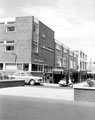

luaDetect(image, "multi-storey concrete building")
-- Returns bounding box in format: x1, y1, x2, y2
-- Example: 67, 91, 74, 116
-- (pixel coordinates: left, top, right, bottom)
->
54, 40, 78, 83
0, 16, 55, 82
75, 50, 87, 82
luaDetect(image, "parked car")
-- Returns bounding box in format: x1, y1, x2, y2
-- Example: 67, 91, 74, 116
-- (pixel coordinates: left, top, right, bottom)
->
8, 71, 43, 85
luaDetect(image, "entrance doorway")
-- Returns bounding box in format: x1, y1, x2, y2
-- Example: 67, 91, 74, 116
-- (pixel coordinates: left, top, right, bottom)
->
53, 74, 62, 83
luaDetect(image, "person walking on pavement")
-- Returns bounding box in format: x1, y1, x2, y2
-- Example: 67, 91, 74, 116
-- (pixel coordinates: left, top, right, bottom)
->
68, 76, 73, 87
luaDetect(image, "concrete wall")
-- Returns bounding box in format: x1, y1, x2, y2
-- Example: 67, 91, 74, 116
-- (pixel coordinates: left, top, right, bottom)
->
74, 87, 95, 102
0, 80, 25, 88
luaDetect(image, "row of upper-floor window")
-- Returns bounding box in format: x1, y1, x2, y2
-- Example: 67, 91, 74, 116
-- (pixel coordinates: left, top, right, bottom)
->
55, 43, 77, 57
1, 23, 77, 56
0, 25, 78, 58
80, 52, 87, 60
80, 62, 87, 70
56, 56, 77, 69
0, 40, 78, 58
1, 23, 46, 39
0, 40, 53, 53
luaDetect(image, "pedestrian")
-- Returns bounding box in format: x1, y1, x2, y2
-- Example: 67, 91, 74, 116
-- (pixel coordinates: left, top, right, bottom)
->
68, 76, 73, 87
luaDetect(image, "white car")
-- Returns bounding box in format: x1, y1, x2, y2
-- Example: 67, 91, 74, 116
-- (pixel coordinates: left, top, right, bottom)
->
9, 71, 43, 85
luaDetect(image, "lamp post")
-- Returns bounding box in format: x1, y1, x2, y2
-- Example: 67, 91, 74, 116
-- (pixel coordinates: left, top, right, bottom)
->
12, 53, 17, 63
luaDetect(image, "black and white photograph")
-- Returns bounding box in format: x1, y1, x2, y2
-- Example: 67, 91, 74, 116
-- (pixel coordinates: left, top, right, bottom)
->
0, 0, 95, 120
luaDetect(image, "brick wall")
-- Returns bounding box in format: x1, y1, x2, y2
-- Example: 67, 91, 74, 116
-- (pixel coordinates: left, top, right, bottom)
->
32, 21, 55, 67
0, 16, 33, 63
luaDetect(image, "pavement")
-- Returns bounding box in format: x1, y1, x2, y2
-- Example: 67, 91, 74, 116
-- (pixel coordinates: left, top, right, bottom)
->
0, 81, 87, 101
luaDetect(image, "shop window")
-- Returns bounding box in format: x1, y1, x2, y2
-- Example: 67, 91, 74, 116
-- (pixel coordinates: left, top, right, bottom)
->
23, 63, 29, 71
6, 46, 14, 51
32, 64, 37, 71
5, 63, 16, 70
44, 66, 52, 72
17, 64, 22, 70
32, 64, 43, 71
0, 63, 3, 70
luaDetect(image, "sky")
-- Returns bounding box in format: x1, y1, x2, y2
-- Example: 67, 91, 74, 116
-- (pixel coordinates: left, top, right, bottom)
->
0, 0, 95, 61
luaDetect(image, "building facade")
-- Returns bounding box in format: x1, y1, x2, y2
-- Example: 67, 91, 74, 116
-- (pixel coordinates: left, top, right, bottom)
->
54, 40, 78, 83
0, 16, 55, 82
75, 50, 87, 82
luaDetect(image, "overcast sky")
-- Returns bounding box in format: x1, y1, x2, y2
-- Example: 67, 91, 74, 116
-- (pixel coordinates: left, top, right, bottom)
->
0, 0, 95, 61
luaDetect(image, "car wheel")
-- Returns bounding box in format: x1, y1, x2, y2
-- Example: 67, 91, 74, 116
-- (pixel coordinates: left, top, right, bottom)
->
30, 80, 35, 85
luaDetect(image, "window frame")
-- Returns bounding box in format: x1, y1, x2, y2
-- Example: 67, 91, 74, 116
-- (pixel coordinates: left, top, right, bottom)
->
6, 26, 15, 32
6, 45, 14, 52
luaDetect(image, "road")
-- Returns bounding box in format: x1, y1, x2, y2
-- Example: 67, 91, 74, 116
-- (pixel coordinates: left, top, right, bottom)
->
0, 95, 95, 120
0, 85, 95, 120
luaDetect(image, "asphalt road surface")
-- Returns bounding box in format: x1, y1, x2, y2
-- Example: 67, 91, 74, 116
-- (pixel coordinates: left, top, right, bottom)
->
0, 95, 95, 120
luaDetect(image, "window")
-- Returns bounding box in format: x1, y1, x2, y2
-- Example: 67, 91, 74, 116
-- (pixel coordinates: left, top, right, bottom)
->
74, 53, 77, 58
7, 21, 15, 24
69, 51, 73, 56
0, 41, 4, 44
73, 61, 76, 69
32, 64, 43, 72
56, 57, 62, 67
23, 63, 29, 71
33, 22, 39, 34
5, 63, 17, 70
70, 60, 73, 69
44, 66, 52, 72
0, 63, 3, 70
56, 43, 62, 51
14, 73, 20, 76
62, 58, 66, 67
17, 64, 22, 70
21, 73, 26, 76
64, 48, 67, 53
41, 31, 45, 38
32, 42, 38, 53
6, 46, 14, 51
6, 41, 14, 43
7, 26, 15, 31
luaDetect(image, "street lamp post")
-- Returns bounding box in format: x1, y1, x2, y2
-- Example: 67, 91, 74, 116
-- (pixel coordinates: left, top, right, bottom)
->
12, 53, 17, 63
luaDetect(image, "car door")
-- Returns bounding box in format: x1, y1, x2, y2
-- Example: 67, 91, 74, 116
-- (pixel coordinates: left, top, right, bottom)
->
12, 72, 21, 80
20, 72, 29, 83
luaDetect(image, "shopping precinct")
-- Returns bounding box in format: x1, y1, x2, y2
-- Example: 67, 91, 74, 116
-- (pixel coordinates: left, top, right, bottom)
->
0, 16, 87, 83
